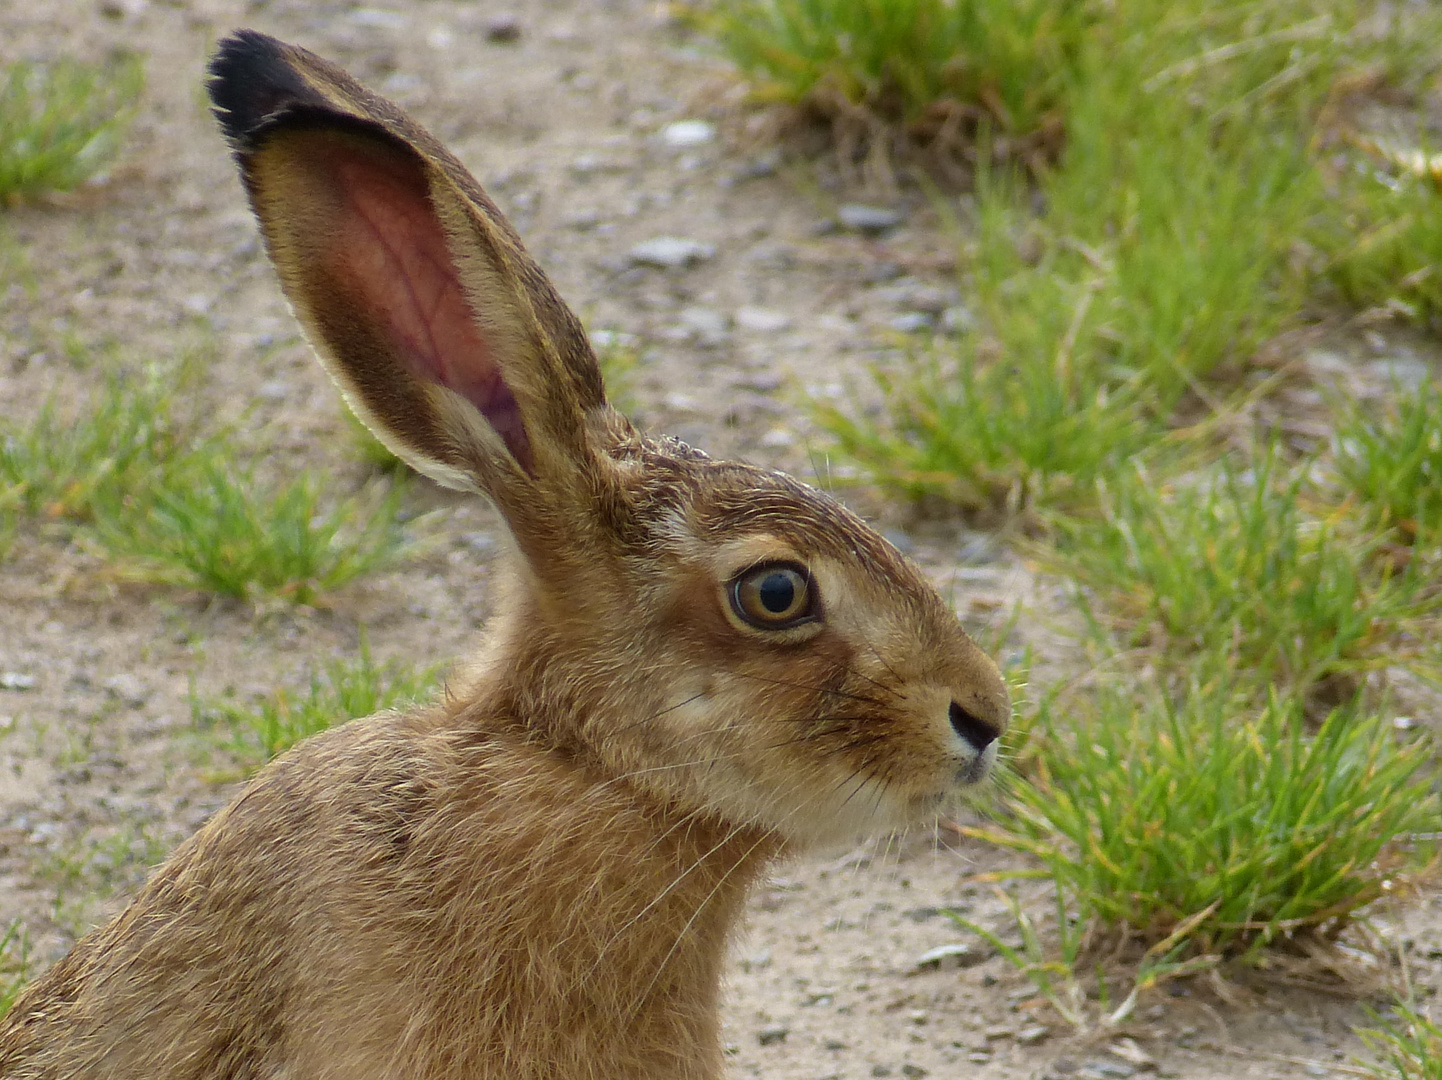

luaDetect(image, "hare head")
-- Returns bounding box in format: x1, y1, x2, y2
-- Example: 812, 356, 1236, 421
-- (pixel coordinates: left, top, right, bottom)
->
209, 30, 1009, 848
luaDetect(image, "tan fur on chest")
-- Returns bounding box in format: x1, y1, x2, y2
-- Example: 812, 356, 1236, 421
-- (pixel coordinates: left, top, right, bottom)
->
3, 711, 776, 1079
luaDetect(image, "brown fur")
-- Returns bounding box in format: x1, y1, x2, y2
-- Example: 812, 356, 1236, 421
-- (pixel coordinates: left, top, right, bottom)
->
0, 31, 1009, 1079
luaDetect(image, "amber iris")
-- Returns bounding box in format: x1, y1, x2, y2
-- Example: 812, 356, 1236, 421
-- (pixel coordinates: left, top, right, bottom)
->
731, 564, 814, 628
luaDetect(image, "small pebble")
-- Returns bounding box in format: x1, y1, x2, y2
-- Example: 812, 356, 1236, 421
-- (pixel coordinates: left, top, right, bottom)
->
661, 120, 715, 148
1107, 1039, 1154, 1068
914, 942, 986, 970
740, 948, 771, 972
484, 13, 522, 42
758, 1024, 789, 1047
1080, 1060, 1134, 1079
736, 372, 783, 393
1018, 1025, 1050, 1045
941, 305, 976, 333
889, 312, 933, 334
733, 152, 780, 180
679, 306, 730, 347
348, 7, 406, 29
735, 306, 792, 333
838, 203, 905, 234
590, 329, 638, 351
862, 261, 904, 283
461, 532, 496, 555
628, 237, 716, 270
102, 674, 149, 708
0, 673, 36, 691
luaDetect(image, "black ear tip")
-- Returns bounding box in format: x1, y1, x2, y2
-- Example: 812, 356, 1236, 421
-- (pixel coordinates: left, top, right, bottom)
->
206, 29, 308, 147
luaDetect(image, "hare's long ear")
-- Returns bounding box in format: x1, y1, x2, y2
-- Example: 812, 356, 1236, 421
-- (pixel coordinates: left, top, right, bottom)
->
207, 31, 618, 553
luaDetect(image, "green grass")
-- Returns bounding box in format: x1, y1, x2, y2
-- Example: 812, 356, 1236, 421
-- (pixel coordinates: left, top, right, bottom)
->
1331, 379, 1442, 544
95, 465, 410, 604
1323, 155, 1442, 328
0, 54, 144, 202
0, 363, 413, 601
703, 0, 1089, 138
0, 921, 29, 1021
1357, 1005, 1442, 1080
38, 824, 171, 941
0, 365, 193, 525
1048, 446, 1438, 697
344, 408, 411, 475
593, 330, 642, 415
966, 680, 1438, 1020
793, 0, 1442, 512
196, 640, 444, 764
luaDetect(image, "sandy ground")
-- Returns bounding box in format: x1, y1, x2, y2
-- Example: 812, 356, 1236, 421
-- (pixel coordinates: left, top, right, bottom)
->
2, 2, 1441, 1077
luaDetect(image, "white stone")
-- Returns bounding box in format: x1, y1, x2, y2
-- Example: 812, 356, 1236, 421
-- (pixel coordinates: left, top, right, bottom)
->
661, 120, 716, 148
628, 237, 716, 269
735, 306, 792, 333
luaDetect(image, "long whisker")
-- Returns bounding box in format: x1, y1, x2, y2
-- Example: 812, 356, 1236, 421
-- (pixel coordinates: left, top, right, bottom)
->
610, 691, 710, 736
841, 663, 899, 699
863, 639, 904, 685
627, 826, 776, 1018
586, 821, 752, 986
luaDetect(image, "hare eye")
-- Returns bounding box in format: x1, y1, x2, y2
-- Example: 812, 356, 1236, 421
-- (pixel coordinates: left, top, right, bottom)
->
731, 564, 815, 629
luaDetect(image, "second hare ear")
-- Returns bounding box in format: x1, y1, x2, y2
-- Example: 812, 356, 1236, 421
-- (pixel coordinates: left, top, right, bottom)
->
207, 31, 609, 515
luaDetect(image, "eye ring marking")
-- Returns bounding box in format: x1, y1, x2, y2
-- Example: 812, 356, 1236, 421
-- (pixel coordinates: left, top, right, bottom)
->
729, 562, 817, 630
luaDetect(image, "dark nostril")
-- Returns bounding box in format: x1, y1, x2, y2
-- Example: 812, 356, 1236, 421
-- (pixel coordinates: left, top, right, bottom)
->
949, 701, 998, 753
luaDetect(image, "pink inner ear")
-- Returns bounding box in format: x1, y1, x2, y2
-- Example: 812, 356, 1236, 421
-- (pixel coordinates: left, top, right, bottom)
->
325, 148, 533, 473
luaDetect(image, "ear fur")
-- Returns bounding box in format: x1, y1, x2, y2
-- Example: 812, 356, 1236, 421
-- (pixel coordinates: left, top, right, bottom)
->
207, 30, 613, 521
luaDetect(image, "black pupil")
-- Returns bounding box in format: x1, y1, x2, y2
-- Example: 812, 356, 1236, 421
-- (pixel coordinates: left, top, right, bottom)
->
758, 572, 796, 614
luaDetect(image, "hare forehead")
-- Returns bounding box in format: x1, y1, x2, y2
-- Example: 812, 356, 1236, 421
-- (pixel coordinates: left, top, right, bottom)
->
634, 463, 911, 573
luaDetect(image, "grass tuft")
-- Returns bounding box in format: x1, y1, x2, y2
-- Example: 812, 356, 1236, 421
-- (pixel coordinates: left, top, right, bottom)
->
704, 0, 1087, 152
1331, 379, 1442, 545
1356, 1004, 1442, 1080
0, 363, 414, 601
967, 680, 1437, 1017
0, 54, 144, 202
1048, 447, 1437, 697
801, 1, 1442, 513
95, 465, 410, 604
0, 921, 29, 1021
0, 366, 192, 524
197, 640, 444, 764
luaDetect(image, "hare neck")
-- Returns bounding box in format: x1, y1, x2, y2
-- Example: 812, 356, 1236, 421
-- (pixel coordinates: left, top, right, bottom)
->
407, 708, 786, 1077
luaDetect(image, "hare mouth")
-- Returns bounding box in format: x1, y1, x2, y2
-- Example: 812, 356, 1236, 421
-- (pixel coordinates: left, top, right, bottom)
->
954, 742, 999, 787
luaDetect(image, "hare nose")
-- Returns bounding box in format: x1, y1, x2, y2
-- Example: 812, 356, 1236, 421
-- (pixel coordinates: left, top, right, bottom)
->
949, 701, 1000, 754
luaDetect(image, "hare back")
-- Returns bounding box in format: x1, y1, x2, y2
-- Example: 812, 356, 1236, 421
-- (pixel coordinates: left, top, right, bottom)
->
0, 708, 776, 1080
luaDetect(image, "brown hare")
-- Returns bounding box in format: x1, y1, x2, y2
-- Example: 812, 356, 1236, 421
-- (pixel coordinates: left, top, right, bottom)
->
0, 30, 1009, 1080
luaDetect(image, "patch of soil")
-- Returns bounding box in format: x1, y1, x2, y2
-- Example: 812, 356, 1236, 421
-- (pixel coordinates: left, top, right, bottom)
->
2, 3, 1440, 1078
